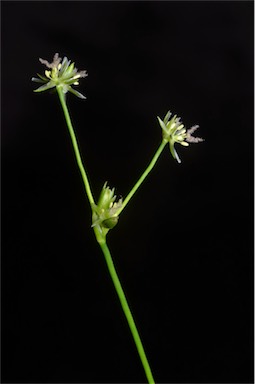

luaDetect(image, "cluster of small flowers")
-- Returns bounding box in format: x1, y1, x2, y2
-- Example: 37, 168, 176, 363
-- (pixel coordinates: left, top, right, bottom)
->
92, 183, 122, 236
157, 111, 203, 163
32, 53, 87, 99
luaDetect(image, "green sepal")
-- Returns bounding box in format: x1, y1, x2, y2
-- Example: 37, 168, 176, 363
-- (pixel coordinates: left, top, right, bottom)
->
31, 77, 45, 83
58, 57, 70, 75
64, 77, 81, 85
169, 142, 181, 163
36, 73, 49, 81
68, 87, 86, 99
65, 62, 75, 76
33, 82, 56, 93
157, 116, 168, 135
97, 182, 115, 209
163, 110, 172, 125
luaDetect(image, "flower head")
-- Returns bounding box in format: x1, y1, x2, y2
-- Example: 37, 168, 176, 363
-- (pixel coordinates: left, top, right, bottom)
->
92, 182, 122, 238
157, 111, 203, 163
32, 53, 87, 99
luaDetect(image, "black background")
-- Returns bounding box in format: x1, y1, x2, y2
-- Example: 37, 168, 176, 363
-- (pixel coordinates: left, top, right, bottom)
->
2, 1, 254, 383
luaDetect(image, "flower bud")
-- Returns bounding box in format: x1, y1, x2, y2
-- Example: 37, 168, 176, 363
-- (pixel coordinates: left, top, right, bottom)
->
92, 183, 122, 238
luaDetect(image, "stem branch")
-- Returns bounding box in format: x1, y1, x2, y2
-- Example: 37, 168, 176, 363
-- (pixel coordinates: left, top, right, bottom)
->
57, 89, 155, 383
57, 87, 95, 206
117, 139, 167, 215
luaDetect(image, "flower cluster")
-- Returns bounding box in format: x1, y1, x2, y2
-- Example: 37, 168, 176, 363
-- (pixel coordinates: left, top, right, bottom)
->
92, 183, 122, 238
32, 53, 87, 99
157, 111, 203, 163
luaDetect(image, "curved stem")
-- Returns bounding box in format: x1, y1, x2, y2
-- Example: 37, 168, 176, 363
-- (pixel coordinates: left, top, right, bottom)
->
57, 87, 95, 206
99, 240, 155, 384
116, 139, 167, 215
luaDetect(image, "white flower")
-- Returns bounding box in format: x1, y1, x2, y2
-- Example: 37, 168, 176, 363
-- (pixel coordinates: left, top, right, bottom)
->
32, 53, 87, 99
157, 111, 203, 163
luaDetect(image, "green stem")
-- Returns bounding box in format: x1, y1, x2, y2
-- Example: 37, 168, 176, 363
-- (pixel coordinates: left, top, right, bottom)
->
57, 88, 155, 382
99, 240, 155, 384
117, 139, 167, 215
57, 86, 95, 206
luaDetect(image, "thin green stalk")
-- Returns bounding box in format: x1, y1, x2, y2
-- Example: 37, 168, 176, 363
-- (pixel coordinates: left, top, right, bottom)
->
57, 86, 95, 206
57, 88, 155, 383
116, 139, 168, 215
99, 240, 155, 384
